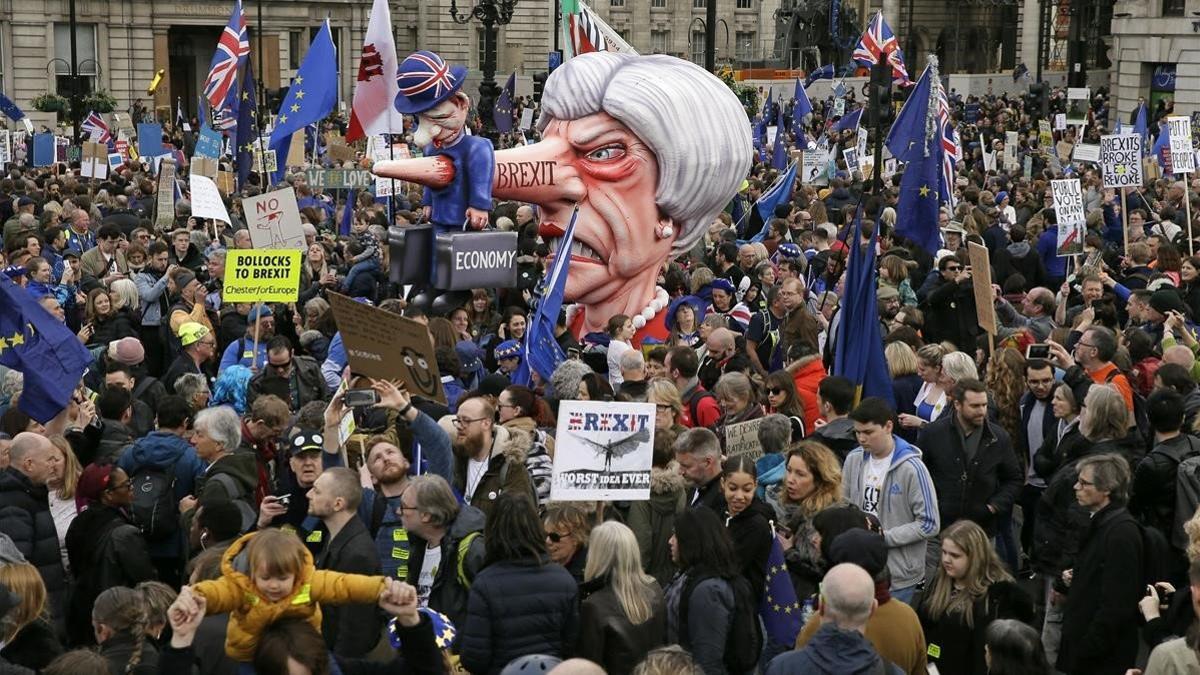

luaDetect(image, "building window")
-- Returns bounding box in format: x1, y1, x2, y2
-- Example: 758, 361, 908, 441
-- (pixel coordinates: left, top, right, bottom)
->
736, 31, 755, 61
693, 0, 706, 8
616, 29, 630, 44
691, 31, 705, 64
53, 23, 98, 95
650, 30, 669, 53
289, 31, 303, 69
474, 28, 486, 69
611, 0, 625, 5
736, 0, 752, 8
651, 0, 666, 7
1163, 0, 1184, 15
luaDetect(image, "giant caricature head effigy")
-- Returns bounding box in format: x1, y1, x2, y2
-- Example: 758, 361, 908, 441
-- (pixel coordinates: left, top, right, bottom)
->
375, 51, 752, 341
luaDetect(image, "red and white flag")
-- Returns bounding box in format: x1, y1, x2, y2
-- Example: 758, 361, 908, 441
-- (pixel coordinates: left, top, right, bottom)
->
347, 0, 404, 142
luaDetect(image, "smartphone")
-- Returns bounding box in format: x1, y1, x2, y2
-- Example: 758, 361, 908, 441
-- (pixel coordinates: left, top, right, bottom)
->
344, 388, 380, 407
1026, 343, 1051, 360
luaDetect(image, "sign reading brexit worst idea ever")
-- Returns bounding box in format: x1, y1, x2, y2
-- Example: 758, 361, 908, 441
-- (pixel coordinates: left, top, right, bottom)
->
551, 401, 654, 501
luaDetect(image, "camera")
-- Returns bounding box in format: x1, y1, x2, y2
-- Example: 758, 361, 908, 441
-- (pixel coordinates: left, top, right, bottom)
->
344, 388, 380, 407
1026, 344, 1051, 360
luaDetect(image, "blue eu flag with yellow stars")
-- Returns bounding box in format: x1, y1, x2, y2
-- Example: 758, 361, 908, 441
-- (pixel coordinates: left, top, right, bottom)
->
760, 536, 803, 646
236, 59, 259, 190
493, 72, 515, 133
268, 20, 338, 184
889, 64, 942, 254
514, 205, 579, 387
0, 272, 93, 423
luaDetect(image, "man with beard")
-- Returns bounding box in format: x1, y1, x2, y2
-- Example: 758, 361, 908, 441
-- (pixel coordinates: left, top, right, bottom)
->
308, 467, 382, 657
354, 379, 454, 581
445, 396, 534, 520
255, 428, 342, 557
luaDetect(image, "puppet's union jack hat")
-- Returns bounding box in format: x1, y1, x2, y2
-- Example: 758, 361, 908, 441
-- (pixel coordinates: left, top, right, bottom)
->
394, 51, 468, 114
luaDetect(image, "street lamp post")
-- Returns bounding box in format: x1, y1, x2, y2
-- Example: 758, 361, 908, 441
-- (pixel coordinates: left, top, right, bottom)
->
449, 0, 518, 135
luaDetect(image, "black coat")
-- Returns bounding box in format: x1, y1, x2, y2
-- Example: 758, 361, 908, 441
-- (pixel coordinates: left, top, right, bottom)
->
1130, 434, 1200, 536
723, 499, 774, 601
576, 577, 667, 675
918, 580, 1033, 675
459, 557, 580, 675
1018, 392, 1059, 474
315, 517, 383, 657
64, 504, 158, 645
0, 468, 66, 622
917, 416, 1023, 535
1057, 503, 1144, 675
921, 277, 979, 351
0, 619, 62, 672
100, 631, 158, 675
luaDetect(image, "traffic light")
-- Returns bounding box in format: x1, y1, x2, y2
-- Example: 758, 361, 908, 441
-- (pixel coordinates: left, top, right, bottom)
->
1028, 83, 1049, 118
533, 72, 549, 103
867, 61, 893, 128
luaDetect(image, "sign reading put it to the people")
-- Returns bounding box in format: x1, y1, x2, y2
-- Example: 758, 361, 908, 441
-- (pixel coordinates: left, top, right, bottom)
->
326, 292, 446, 404
725, 418, 766, 461
1167, 116, 1196, 174
223, 249, 302, 303
551, 401, 654, 502
1100, 134, 1144, 188
244, 187, 306, 250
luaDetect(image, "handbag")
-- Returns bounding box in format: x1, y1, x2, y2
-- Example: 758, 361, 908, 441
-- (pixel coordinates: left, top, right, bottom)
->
387, 224, 433, 284
434, 224, 519, 291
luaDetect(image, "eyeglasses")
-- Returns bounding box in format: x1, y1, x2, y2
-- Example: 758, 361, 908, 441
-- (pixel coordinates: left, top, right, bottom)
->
105, 479, 131, 492
396, 502, 419, 514
944, 266, 962, 272
269, 359, 293, 371
545, 531, 571, 543
497, 403, 518, 410
198, 339, 217, 348
1076, 341, 1096, 349
767, 387, 785, 396
1076, 477, 1096, 487
453, 416, 488, 428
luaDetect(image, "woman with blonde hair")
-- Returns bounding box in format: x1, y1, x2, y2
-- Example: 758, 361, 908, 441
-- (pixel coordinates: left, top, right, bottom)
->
45, 436, 80, 572
766, 441, 845, 602
576, 522, 667, 675
900, 343, 948, 433
647, 378, 686, 436
918, 520, 1033, 675
109, 278, 140, 314
544, 503, 594, 583
0, 561, 62, 671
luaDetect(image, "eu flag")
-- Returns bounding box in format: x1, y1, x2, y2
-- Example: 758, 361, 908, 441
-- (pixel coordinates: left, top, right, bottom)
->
832, 107, 862, 133
0, 92, 25, 122
793, 79, 813, 124
236, 60, 259, 190
514, 206, 579, 386
268, 20, 338, 184
803, 64, 834, 88
0, 272, 93, 423
750, 161, 798, 242
833, 208, 895, 406
888, 65, 942, 254
759, 537, 803, 646
771, 107, 787, 171
493, 72, 515, 133
1133, 101, 1148, 153
340, 189, 356, 236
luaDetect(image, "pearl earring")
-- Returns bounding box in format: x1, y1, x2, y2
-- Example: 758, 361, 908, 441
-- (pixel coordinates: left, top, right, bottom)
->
658, 224, 674, 239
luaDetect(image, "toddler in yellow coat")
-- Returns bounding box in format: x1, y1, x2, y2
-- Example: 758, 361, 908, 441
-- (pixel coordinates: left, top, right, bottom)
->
188, 528, 386, 661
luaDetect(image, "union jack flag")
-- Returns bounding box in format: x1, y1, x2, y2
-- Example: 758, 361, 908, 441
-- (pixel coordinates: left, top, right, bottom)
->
202, 1, 250, 110
853, 12, 909, 85
569, 5, 607, 55
81, 111, 111, 144
397, 52, 457, 99
935, 81, 960, 207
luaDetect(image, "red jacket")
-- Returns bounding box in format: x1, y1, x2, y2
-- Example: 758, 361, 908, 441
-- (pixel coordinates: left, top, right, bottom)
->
789, 355, 826, 432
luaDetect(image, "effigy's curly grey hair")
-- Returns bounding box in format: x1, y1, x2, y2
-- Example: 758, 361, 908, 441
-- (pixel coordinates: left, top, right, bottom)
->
538, 52, 753, 258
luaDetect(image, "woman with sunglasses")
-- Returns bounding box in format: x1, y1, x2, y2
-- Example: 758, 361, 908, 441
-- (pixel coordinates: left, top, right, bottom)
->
63, 462, 156, 645
764, 370, 806, 440
544, 502, 595, 584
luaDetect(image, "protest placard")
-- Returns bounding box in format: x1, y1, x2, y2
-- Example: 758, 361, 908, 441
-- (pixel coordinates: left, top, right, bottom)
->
155, 158, 176, 230
244, 187, 306, 250
327, 292, 446, 403
216, 171, 235, 196
190, 156, 218, 179
725, 418, 766, 461
1005, 131, 1019, 171
551, 401, 654, 501
223, 250, 302, 303
967, 242, 996, 335
1054, 114, 1067, 131
843, 147, 860, 174
286, 132, 305, 167
1072, 144, 1100, 164
108, 153, 124, 170
190, 174, 231, 225
303, 169, 375, 190
802, 150, 827, 185
1039, 120, 1053, 149
196, 126, 223, 159
252, 146, 277, 174
81, 142, 108, 179
137, 123, 163, 157
1168, 116, 1196, 174
1023, 155, 1033, 180
1051, 179, 1086, 256
520, 108, 534, 131
32, 133, 54, 167
1100, 134, 1143, 188
0, 130, 9, 165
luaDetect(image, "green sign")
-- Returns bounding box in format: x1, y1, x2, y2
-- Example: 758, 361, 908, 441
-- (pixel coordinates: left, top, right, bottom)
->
303, 169, 374, 190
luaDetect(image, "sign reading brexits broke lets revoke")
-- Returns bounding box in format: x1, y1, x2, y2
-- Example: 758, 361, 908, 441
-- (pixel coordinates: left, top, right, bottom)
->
245, 187, 306, 250
1167, 116, 1196, 174
326, 292, 446, 404
1100, 134, 1144, 188
223, 250, 302, 303
1051, 178, 1086, 256
551, 400, 654, 501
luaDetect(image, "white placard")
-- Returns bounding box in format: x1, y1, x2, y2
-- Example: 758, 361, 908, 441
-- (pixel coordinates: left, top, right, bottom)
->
802, 149, 828, 185
1054, 114, 1067, 131
369, 136, 399, 197
1051, 178, 1085, 256
843, 147, 860, 173
1167, 116, 1196, 174
80, 157, 108, 179
1005, 131, 1019, 171
550, 401, 654, 501
1067, 87, 1090, 101
0, 130, 9, 165
1100, 134, 1144, 188
1073, 144, 1100, 163
519, 108, 534, 131
190, 174, 232, 225
244, 187, 306, 250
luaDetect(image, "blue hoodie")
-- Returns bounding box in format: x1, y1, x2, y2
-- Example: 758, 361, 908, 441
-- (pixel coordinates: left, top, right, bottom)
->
766, 623, 902, 674
116, 431, 205, 558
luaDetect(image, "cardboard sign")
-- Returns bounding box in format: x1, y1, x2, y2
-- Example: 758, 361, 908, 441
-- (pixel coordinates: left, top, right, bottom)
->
551, 400, 654, 501
1100, 134, 1144, 188
137, 123, 163, 157
286, 132, 305, 167
327, 136, 356, 162
223, 249, 302, 302
155, 158, 176, 229
725, 418, 766, 461
253, 146, 278, 173
81, 157, 107, 179
190, 174, 232, 225
217, 171, 235, 195
303, 169, 375, 190
196, 126, 223, 159
1167, 116, 1196, 174
326, 292, 446, 404
1051, 178, 1086, 256
191, 156, 218, 179
244, 187, 306, 250
967, 242, 996, 335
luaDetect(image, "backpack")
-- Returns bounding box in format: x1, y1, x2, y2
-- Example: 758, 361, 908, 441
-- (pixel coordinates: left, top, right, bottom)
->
209, 473, 258, 534
685, 390, 718, 429
679, 574, 763, 674
1140, 521, 1173, 588
1174, 453, 1200, 550
129, 459, 180, 542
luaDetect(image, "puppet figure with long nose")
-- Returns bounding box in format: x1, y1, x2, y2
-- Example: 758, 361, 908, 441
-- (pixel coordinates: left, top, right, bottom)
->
377, 52, 751, 345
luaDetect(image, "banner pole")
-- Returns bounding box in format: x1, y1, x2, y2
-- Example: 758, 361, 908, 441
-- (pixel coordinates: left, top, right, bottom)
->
1185, 173, 1195, 257
252, 300, 263, 371
1120, 187, 1129, 255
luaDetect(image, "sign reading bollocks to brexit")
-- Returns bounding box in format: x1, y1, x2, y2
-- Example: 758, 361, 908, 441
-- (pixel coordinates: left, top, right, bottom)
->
223, 250, 302, 303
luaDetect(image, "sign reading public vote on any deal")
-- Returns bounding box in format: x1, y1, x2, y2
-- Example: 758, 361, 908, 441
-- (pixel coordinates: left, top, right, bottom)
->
223, 250, 302, 303
1100, 134, 1144, 188
1051, 178, 1086, 256
551, 401, 654, 501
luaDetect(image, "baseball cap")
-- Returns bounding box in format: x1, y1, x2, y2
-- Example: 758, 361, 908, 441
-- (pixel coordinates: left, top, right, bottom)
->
248, 304, 273, 322
288, 431, 324, 456
178, 322, 210, 347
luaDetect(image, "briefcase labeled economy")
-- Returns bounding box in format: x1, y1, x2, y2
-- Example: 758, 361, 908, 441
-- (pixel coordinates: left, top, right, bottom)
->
387, 224, 433, 284
434, 228, 519, 291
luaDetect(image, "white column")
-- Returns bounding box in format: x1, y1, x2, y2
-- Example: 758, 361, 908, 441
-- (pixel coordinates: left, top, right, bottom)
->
881, 0, 900, 30
1020, 0, 1040, 74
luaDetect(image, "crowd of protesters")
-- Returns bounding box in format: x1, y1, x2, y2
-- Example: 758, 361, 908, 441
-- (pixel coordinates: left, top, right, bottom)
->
0, 78, 1197, 675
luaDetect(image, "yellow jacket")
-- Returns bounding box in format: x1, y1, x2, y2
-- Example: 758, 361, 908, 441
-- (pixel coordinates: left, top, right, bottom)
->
191, 531, 385, 660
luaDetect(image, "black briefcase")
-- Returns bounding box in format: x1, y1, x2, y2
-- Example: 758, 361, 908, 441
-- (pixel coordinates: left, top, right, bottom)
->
434, 228, 519, 290
387, 224, 433, 284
